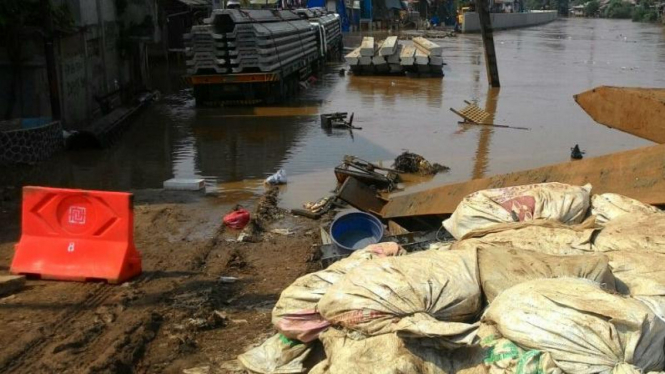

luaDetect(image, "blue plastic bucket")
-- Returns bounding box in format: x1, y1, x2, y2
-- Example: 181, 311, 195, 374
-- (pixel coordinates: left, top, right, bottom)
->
330, 212, 384, 251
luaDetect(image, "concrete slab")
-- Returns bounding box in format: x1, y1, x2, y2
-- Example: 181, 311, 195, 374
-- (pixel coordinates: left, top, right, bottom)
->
372, 49, 387, 66
379, 36, 398, 56
389, 64, 403, 73
429, 56, 445, 66
414, 48, 429, 65
387, 44, 402, 64
359, 56, 372, 65
163, 179, 206, 191
413, 37, 442, 56
400, 45, 416, 66
344, 47, 362, 65
360, 37, 375, 57
0, 275, 25, 297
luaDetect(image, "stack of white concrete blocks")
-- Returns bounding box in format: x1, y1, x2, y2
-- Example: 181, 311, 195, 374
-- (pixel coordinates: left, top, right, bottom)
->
345, 36, 444, 76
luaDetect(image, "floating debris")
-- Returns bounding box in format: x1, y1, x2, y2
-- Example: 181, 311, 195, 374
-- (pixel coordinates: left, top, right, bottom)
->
392, 152, 449, 175
571, 144, 585, 160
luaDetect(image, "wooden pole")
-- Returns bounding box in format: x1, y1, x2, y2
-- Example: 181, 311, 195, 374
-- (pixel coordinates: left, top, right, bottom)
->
475, 0, 501, 87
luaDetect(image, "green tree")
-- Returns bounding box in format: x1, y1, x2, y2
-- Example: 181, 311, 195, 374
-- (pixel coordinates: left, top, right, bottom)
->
585, 0, 600, 15
603, 0, 633, 18
631, 0, 659, 22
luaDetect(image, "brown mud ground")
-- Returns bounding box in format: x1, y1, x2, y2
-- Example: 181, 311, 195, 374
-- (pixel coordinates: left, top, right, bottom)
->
0, 187, 322, 373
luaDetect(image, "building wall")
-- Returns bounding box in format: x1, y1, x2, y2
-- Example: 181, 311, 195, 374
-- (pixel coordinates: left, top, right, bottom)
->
461, 10, 558, 32
0, 0, 147, 129
0, 34, 52, 120
58, 33, 88, 126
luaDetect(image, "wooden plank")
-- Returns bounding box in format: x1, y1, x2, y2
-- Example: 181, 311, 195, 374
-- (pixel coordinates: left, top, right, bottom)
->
379, 36, 398, 56
320, 227, 332, 245
388, 220, 410, 235
380, 144, 665, 219
338, 177, 386, 214
344, 47, 362, 65
0, 275, 25, 297
413, 37, 442, 56
574, 86, 665, 144
360, 37, 375, 57
400, 45, 416, 66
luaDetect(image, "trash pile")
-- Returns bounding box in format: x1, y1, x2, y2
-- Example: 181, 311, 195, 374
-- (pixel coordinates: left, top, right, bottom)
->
293, 153, 448, 219
238, 182, 665, 374
393, 151, 449, 175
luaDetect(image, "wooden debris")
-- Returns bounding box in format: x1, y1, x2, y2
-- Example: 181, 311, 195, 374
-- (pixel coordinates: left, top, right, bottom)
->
574, 86, 665, 144
452, 102, 493, 124
380, 144, 665, 218
0, 275, 25, 297
338, 177, 388, 214
451, 101, 530, 130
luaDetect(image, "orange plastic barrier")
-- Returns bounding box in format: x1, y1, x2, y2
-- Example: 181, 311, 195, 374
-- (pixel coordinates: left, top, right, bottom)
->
10, 186, 142, 283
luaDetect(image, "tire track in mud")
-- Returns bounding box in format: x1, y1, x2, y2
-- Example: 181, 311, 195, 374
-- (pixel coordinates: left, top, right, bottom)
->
0, 282, 117, 373
2, 204, 227, 373
1, 242, 173, 373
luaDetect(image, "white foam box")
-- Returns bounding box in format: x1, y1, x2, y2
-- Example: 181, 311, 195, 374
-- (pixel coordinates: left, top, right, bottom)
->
163, 178, 205, 191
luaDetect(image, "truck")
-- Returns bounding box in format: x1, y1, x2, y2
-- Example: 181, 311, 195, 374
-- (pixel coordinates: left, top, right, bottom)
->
185, 8, 343, 105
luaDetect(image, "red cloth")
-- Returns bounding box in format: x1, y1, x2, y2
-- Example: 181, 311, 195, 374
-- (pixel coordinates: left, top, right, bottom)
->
223, 209, 250, 229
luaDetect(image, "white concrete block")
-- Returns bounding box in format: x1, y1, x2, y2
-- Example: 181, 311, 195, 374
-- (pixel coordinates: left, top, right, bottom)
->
163, 178, 206, 191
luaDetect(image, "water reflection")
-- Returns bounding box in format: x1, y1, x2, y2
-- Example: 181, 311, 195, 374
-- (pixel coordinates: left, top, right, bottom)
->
472, 88, 500, 180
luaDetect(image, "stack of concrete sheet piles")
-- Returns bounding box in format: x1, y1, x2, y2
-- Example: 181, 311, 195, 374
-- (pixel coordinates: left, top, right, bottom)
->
313, 14, 342, 50
184, 25, 228, 75
186, 9, 319, 75
297, 10, 341, 54
413, 37, 444, 75
344, 37, 444, 76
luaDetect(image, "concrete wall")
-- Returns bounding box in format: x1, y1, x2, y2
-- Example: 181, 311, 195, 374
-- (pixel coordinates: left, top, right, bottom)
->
461, 10, 558, 32
0, 121, 63, 165
0, 38, 52, 120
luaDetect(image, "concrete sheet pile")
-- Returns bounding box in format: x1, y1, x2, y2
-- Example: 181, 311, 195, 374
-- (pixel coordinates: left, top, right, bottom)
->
310, 14, 342, 54
184, 25, 228, 75
237, 181, 665, 373
345, 36, 445, 76
185, 9, 319, 75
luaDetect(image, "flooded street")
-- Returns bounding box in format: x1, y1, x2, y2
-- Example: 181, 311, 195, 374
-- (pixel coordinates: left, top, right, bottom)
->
3, 18, 665, 208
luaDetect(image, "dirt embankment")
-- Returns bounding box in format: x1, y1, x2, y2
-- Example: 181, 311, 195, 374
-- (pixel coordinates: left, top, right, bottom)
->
0, 188, 320, 373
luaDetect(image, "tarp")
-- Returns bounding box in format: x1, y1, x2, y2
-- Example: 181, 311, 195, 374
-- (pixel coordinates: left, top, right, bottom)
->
307, 0, 326, 7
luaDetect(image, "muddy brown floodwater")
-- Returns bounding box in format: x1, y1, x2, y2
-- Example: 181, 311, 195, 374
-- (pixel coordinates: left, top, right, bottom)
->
0, 17, 664, 374
1, 18, 664, 208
